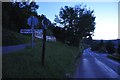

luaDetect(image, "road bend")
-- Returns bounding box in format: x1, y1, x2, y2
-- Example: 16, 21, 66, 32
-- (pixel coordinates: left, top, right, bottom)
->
2, 43, 32, 54
73, 48, 120, 79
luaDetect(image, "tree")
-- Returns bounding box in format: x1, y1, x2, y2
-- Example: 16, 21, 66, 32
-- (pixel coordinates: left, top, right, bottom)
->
106, 41, 115, 54
117, 43, 120, 54
83, 35, 93, 45
54, 4, 96, 46
2, 1, 39, 31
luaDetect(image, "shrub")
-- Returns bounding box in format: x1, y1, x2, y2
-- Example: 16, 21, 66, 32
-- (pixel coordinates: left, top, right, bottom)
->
91, 40, 106, 53
91, 41, 100, 51
98, 40, 106, 53
2, 28, 31, 46
117, 43, 120, 54
106, 41, 115, 54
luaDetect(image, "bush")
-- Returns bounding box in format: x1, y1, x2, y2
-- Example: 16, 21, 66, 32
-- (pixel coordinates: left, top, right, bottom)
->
98, 40, 106, 53
91, 40, 106, 53
117, 43, 120, 54
106, 41, 115, 54
91, 41, 100, 51
2, 28, 31, 46
3, 41, 79, 78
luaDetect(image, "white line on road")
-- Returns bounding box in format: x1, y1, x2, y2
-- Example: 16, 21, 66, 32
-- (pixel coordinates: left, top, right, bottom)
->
94, 57, 119, 78
88, 49, 119, 78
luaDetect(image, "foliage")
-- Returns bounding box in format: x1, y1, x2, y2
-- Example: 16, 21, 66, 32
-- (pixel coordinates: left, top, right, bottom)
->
90, 40, 106, 53
106, 41, 115, 54
108, 54, 120, 62
54, 4, 96, 46
83, 35, 93, 45
52, 26, 65, 42
2, 2, 53, 45
90, 41, 100, 51
2, 28, 33, 46
117, 43, 120, 54
2, 41, 79, 78
2, 1, 39, 32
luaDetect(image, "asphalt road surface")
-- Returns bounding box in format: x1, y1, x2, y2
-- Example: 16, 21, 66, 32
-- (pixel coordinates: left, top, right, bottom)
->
2, 43, 40, 55
74, 48, 120, 79
2, 44, 31, 54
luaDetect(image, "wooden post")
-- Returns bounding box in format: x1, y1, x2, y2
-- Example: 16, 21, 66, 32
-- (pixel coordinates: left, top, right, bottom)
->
41, 18, 50, 66
42, 29, 46, 66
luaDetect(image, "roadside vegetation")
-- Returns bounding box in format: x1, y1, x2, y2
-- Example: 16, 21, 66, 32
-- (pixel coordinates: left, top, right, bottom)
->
90, 40, 120, 62
107, 42, 120, 62
2, 26, 88, 78
2, 40, 83, 78
2, 28, 41, 46
2, 28, 88, 78
2, 28, 30, 46
91, 40, 106, 53
2, 1, 95, 78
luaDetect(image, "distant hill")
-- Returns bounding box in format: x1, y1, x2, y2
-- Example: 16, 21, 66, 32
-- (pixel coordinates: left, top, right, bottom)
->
93, 39, 120, 48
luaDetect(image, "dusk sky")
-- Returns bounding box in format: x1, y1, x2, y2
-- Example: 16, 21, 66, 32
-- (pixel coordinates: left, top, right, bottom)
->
36, 1, 118, 40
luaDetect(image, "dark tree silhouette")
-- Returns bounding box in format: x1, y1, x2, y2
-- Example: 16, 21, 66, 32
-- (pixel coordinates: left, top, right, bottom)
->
106, 41, 115, 54
2, 1, 39, 31
54, 4, 96, 46
117, 43, 120, 54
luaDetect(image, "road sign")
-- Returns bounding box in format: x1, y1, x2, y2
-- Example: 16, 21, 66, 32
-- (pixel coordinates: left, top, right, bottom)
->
20, 29, 32, 34
27, 16, 38, 27
34, 29, 43, 34
20, 29, 42, 34
34, 29, 43, 39
42, 18, 50, 29
27, 16, 38, 48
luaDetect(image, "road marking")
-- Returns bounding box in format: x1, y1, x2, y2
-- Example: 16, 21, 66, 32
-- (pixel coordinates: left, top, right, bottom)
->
89, 49, 120, 66
94, 57, 119, 78
88, 50, 119, 78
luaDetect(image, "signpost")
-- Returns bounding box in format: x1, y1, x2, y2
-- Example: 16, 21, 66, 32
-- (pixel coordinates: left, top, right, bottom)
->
20, 29, 42, 34
27, 16, 38, 48
41, 18, 50, 66
20, 29, 32, 34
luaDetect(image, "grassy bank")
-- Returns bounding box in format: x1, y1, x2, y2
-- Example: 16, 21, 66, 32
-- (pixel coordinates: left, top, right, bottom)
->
107, 54, 120, 62
2, 28, 39, 46
3, 40, 80, 78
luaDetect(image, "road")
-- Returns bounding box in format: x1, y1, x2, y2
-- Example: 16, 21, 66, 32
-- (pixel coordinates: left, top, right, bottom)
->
73, 48, 120, 79
2, 44, 30, 54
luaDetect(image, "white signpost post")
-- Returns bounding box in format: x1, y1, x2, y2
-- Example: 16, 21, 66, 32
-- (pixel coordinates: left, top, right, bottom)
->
27, 16, 38, 48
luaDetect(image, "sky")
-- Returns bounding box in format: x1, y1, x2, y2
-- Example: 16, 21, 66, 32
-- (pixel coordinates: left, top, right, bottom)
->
36, 1, 118, 40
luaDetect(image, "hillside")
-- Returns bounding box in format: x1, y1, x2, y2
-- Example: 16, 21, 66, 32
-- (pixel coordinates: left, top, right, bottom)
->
2, 40, 80, 78
2, 28, 35, 46
93, 39, 119, 47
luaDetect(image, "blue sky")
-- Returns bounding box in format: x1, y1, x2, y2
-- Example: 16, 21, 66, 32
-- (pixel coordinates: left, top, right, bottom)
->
36, 2, 118, 40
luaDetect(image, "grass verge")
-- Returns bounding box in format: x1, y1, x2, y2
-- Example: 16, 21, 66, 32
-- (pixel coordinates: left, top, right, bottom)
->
107, 54, 120, 63
2, 41, 79, 78
2, 28, 39, 46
